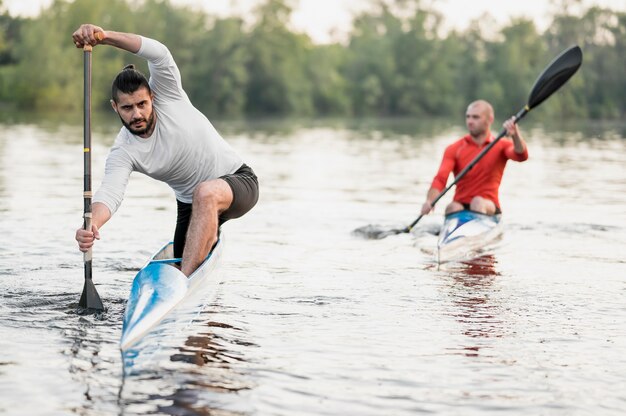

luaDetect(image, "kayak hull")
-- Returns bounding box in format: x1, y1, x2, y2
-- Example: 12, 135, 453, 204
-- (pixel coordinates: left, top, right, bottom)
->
437, 210, 502, 264
120, 234, 224, 351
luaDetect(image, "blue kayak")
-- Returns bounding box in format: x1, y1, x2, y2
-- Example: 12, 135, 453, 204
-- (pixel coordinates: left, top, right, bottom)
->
120, 234, 224, 351
437, 210, 502, 263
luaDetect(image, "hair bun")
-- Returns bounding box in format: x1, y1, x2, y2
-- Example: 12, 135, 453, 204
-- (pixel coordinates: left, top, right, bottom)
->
123, 64, 135, 71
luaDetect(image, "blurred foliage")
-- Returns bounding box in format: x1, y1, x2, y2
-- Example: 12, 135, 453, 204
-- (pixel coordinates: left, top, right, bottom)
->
0, 0, 623, 119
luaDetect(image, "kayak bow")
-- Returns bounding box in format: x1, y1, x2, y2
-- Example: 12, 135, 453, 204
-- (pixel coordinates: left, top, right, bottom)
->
437, 210, 502, 264
120, 234, 224, 351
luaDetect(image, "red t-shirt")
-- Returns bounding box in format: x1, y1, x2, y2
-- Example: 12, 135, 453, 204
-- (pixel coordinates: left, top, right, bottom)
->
431, 134, 528, 209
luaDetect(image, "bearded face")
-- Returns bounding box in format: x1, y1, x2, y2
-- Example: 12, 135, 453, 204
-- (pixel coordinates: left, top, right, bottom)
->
112, 87, 156, 137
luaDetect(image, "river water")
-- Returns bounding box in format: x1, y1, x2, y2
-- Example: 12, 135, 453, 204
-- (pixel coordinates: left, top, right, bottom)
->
0, 115, 624, 415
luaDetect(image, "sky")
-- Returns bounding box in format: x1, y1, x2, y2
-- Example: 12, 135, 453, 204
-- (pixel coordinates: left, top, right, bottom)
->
4, 0, 626, 43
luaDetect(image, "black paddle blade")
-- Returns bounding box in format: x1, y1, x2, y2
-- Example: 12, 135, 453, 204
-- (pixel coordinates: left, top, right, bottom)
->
352, 224, 409, 240
78, 277, 104, 313
528, 45, 583, 110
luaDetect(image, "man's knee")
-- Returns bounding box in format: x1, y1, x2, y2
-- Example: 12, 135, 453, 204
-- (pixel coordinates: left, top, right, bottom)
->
192, 180, 232, 210
470, 197, 495, 214
193, 182, 219, 205
445, 201, 464, 214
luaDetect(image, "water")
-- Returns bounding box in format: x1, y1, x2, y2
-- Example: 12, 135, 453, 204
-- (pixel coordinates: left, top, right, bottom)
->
0, 115, 625, 415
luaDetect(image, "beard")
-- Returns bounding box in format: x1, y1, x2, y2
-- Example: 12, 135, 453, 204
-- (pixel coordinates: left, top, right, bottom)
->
468, 125, 487, 138
119, 110, 155, 136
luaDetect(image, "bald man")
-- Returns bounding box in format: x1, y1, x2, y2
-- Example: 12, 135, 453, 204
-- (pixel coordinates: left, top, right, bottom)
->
421, 100, 528, 216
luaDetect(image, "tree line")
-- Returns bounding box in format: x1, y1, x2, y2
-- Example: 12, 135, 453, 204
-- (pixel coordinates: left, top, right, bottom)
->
0, 0, 624, 120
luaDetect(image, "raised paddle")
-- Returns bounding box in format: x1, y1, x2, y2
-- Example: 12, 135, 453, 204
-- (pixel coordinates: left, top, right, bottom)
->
353, 45, 583, 240
78, 39, 104, 313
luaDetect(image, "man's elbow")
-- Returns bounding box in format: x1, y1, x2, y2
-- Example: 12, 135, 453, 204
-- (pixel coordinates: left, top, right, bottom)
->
515, 148, 529, 161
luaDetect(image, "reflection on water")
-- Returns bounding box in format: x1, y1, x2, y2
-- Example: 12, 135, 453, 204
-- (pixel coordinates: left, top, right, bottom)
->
1, 117, 625, 416
442, 256, 505, 358
456, 255, 500, 278
118, 316, 252, 416
170, 321, 249, 368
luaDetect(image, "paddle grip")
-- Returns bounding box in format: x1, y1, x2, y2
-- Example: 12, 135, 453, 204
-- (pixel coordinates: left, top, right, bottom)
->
81, 31, 104, 51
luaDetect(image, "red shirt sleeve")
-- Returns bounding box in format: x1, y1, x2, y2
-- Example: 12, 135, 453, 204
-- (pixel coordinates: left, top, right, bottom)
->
502, 138, 529, 161
431, 143, 457, 191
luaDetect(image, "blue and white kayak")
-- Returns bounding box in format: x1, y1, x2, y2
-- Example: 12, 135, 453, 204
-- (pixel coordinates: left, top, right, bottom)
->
437, 210, 502, 263
120, 234, 224, 351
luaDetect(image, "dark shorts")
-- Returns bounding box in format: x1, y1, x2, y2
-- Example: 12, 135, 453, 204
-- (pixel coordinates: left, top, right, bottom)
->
461, 203, 502, 215
173, 163, 259, 258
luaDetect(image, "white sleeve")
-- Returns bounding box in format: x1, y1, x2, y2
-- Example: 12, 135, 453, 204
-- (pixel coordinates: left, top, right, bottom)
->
135, 36, 187, 103
93, 147, 133, 215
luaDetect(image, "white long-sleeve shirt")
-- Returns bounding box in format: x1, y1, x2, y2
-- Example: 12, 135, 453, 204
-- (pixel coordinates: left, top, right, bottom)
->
93, 36, 243, 215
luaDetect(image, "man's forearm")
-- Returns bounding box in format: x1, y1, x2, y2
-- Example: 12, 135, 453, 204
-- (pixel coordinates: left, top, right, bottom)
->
511, 133, 527, 154
100, 30, 142, 54
91, 202, 112, 229
426, 187, 440, 203
72, 24, 141, 53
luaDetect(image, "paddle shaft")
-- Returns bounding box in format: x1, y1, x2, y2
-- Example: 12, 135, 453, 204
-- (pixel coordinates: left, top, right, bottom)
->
82, 31, 105, 262
406, 106, 529, 232
77, 37, 105, 311
83, 44, 93, 276
81, 29, 105, 238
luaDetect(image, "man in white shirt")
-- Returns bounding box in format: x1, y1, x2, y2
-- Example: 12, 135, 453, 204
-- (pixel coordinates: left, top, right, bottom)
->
73, 24, 259, 276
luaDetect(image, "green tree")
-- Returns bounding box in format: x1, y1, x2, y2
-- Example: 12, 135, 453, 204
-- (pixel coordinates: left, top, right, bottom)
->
448, 22, 488, 115
8, 0, 135, 110
345, 1, 460, 116
0, 0, 623, 120
187, 17, 249, 117
134, 0, 205, 83
608, 11, 626, 118
481, 18, 546, 114
245, 0, 313, 115
308, 44, 350, 115
394, 7, 459, 115
0, 2, 25, 106
568, 7, 625, 119
344, 3, 399, 115
0, 0, 7, 61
